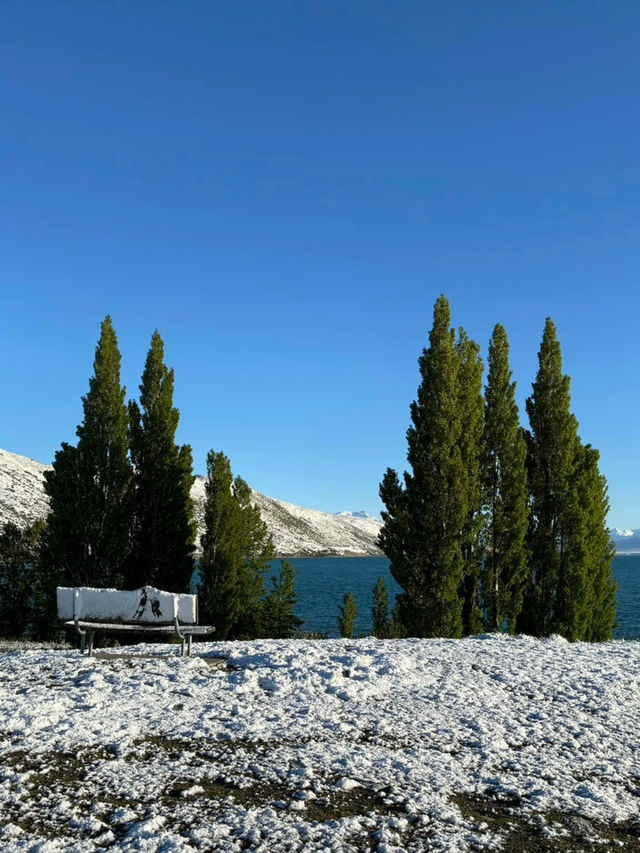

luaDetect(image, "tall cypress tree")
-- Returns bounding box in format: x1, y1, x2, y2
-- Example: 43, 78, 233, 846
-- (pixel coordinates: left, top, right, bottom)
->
456, 329, 484, 635
519, 318, 615, 640
519, 319, 578, 636
481, 324, 529, 632
199, 450, 275, 639
232, 475, 275, 638
554, 440, 617, 640
126, 331, 196, 591
379, 295, 467, 637
44, 316, 132, 587
577, 445, 617, 641
199, 451, 238, 638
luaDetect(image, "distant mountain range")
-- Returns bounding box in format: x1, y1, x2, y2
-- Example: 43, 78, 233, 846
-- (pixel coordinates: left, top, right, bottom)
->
0, 448, 382, 557
609, 528, 640, 554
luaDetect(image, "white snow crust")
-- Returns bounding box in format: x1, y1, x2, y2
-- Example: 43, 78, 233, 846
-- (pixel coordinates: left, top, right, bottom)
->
56, 587, 197, 624
0, 634, 639, 851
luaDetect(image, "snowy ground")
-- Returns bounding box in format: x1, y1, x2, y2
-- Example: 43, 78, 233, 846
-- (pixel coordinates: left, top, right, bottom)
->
1, 635, 639, 852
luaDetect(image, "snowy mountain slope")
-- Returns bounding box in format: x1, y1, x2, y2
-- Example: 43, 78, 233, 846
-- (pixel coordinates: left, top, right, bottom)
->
0, 448, 50, 528
0, 448, 381, 557
192, 477, 381, 556
333, 510, 383, 539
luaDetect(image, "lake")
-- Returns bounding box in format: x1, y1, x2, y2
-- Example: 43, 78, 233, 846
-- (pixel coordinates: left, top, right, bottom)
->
276, 555, 640, 639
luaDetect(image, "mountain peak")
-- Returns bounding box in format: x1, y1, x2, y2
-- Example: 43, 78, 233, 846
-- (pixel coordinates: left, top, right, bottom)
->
334, 510, 379, 520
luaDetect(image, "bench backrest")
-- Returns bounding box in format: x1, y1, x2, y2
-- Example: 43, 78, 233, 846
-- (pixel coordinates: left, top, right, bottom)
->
56, 586, 198, 625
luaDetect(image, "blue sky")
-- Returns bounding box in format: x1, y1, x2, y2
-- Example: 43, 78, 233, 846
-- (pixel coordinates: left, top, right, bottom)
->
1, 1, 638, 525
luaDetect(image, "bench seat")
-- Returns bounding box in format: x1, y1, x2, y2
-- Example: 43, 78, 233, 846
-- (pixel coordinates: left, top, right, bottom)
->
57, 585, 214, 657
65, 621, 214, 635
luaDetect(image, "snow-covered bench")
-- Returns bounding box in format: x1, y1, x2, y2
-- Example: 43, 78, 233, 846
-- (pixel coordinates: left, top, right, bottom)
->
56, 586, 214, 657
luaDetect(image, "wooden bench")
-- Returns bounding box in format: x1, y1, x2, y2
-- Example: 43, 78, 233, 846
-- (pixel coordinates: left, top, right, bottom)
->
56, 585, 214, 657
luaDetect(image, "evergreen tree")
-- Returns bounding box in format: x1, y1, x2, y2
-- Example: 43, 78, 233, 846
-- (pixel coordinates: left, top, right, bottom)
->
371, 576, 390, 638
199, 450, 275, 639
41, 442, 84, 585
232, 476, 276, 638
379, 295, 468, 637
44, 316, 132, 587
263, 559, 303, 638
30, 521, 61, 640
519, 318, 616, 640
555, 441, 617, 640
127, 331, 196, 591
577, 445, 617, 641
456, 329, 485, 635
0, 521, 43, 637
519, 319, 578, 635
481, 324, 529, 632
199, 451, 237, 638
338, 591, 357, 638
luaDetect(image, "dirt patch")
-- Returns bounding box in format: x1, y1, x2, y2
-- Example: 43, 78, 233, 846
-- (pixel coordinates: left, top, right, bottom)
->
4, 734, 640, 851
0, 734, 407, 849
453, 790, 640, 852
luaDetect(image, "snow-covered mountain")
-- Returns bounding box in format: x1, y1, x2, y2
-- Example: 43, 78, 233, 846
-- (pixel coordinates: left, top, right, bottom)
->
0, 448, 381, 557
609, 528, 640, 554
0, 448, 51, 529
611, 528, 636, 538
333, 510, 384, 539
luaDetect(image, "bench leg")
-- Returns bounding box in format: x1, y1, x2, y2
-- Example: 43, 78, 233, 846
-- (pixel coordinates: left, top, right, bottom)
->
187, 635, 192, 657
87, 632, 95, 657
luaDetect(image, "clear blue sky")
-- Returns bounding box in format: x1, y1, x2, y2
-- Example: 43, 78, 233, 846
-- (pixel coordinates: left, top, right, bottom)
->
1, 1, 638, 525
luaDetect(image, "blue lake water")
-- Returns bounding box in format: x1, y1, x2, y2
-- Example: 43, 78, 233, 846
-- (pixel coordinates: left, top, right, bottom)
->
275, 555, 640, 639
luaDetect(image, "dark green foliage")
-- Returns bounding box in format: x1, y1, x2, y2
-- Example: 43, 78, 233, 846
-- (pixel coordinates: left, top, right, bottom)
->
338, 591, 357, 638
519, 319, 578, 636
44, 316, 132, 588
456, 329, 485, 635
379, 296, 471, 637
198, 451, 236, 638
481, 324, 529, 633
42, 442, 84, 585
554, 441, 617, 640
233, 477, 276, 638
0, 521, 42, 637
199, 450, 275, 639
29, 523, 61, 640
371, 576, 390, 638
519, 318, 579, 636
263, 559, 303, 638
519, 319, 616, 640
126, 331, 196, 592
0, 519, 56, 640
577, 446, 617, 641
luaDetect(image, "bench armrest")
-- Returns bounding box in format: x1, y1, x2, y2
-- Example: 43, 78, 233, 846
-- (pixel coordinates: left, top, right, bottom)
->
172, 594, 185, 640
73, 588, 87, 637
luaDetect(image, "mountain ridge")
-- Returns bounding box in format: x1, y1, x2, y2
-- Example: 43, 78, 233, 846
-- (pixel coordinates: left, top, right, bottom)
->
0, 448, 382, 557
